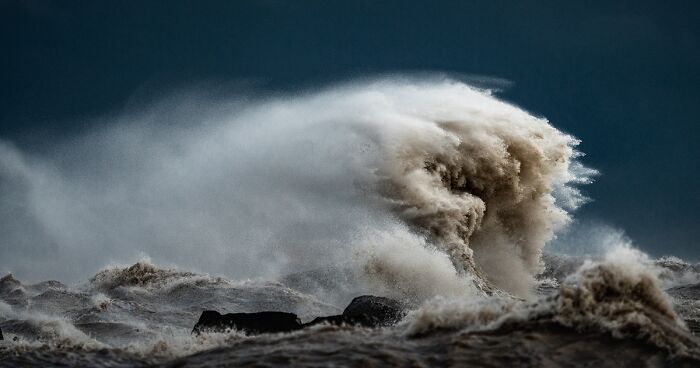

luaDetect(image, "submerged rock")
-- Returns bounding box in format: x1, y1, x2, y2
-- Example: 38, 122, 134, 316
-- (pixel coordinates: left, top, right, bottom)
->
0, 326, 3, 340
193, 295, 406, 335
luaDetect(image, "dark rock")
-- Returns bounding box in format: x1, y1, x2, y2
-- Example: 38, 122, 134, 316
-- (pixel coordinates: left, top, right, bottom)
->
0, 326, 3, 340
342, 295, 406, 327
303, 315, 345, 327
192, 311, 303, 335
192, 295, 406, 335
304, 295, 406, 328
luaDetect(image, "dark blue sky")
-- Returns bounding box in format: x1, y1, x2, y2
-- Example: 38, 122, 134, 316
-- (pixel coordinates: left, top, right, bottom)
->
1, 0, 698, 258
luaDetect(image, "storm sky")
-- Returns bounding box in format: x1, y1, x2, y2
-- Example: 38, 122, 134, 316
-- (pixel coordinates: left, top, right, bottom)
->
1, 0, 698, 259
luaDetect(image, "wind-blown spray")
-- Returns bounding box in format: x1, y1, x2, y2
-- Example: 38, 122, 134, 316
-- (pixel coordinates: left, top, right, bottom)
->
0, 78, 592, 298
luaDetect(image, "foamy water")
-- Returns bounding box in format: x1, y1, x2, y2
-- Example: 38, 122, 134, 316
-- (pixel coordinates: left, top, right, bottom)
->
1, 251, 700, 367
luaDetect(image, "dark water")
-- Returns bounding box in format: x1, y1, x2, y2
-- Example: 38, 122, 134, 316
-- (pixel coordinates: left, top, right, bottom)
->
2, 253, 700, 367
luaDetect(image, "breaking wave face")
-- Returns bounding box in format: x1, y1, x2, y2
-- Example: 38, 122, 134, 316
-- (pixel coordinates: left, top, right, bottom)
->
0, 77, 594, 299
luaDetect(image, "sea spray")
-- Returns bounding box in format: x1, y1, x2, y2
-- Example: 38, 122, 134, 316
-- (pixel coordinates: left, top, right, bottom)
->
2, 78, 699, 367
0, 78, 593, 298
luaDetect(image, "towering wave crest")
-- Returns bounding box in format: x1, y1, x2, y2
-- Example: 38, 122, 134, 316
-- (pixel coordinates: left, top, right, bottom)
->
370, 89, 590, 295
0, 77, 593, 299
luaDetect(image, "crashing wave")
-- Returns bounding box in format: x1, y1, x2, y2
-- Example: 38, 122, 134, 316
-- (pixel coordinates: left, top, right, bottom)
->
88, 261, 213, 291
5, 78, 697, 365
405, 247, 700, 358
0, 78, 596, 299
90, 262, 193, 290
